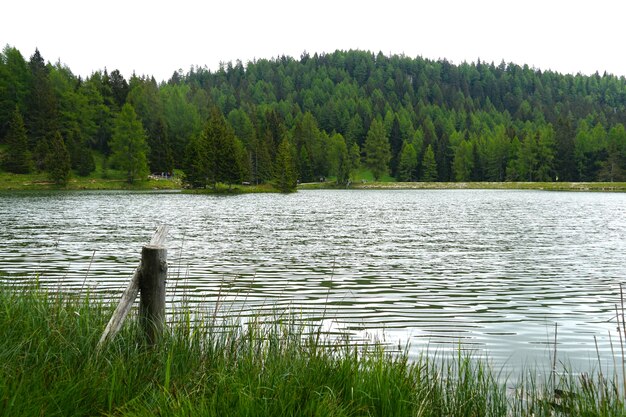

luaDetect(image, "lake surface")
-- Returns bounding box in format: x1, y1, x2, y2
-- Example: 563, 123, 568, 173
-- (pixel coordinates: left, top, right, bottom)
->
1, 189, 625, 376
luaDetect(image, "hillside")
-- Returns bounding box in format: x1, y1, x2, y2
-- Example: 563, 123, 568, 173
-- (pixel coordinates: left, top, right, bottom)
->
1, 47, 625, 186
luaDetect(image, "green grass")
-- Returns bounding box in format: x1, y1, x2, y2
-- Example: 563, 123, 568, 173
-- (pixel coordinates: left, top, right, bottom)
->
0, 153, 182, 191
1, 282, 624, 416
183, 182, 283, 194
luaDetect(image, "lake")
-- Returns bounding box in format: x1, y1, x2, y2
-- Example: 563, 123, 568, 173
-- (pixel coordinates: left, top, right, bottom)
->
1, 189, 625, 376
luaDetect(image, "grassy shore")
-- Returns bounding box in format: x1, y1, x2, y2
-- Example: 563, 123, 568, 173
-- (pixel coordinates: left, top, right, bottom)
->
299, 180, 626, 192
1, 282, 624, 416
2, 167, 626, 193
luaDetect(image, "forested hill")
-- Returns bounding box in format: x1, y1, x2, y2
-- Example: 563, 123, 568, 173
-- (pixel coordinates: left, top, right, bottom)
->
1, 46, 626, 188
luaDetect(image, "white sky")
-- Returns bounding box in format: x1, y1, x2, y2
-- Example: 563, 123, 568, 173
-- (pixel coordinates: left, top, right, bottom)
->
2, 0, 625, 82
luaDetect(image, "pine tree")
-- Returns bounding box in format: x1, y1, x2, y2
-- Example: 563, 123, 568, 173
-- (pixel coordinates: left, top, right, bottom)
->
452, 140, 474, 181
421, 144, 438, 181
397, 141, 418, 181
183, 134, 207, 188
364, 118, 391, 181
273, 137, 297, 192
110, 103, 149, 183
46, 131, 71, 185
202, 107, 241, 189
2, 106, 33, 173
25, 49, 58, 170
148, 118, 174, 174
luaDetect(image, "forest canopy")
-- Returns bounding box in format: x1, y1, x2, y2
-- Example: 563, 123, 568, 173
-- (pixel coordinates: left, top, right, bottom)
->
1, 45, 626, 186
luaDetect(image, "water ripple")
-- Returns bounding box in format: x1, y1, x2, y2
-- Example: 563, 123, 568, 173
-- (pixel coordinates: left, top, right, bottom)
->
0, 189, 625, 374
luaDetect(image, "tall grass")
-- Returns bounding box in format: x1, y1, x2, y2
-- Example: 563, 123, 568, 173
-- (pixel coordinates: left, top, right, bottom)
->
1, 282, 624, 416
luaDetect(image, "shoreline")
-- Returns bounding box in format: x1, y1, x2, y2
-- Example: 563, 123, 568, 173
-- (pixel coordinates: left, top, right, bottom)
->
299, 181, 626, 192
2, 173, 626, 193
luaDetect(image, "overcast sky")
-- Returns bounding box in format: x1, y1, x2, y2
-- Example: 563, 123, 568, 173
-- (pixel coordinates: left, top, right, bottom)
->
2, 0, 625, 82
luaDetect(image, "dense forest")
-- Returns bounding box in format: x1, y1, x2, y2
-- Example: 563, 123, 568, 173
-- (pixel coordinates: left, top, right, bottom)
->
2, 46, 626, 190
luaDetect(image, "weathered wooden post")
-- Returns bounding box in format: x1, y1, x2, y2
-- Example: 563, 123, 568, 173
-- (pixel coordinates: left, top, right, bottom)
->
97, 225, 168, 349
139, 244, 167, 345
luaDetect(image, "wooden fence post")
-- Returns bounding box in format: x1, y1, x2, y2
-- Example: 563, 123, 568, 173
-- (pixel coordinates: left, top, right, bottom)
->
139, 244, 167, 345
97, 225, 168, 349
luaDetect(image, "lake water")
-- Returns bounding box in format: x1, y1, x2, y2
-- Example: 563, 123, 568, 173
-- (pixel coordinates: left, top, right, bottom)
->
1, 189, 625, 376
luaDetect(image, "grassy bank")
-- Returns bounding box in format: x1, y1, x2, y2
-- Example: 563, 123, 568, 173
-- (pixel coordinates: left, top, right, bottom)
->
1, 283, 624, 416
299, 180, 626, 192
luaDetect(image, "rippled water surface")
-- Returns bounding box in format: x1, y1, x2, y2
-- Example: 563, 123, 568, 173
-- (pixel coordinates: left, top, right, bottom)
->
1, 189, 625, 373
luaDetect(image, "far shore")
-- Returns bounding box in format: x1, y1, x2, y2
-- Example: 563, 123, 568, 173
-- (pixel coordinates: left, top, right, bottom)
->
299, 181, 626, 192
1, 171, 626, 193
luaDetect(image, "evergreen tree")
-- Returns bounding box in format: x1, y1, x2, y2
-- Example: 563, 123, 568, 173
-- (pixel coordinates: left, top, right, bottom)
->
74, 142, 95, 176
110, 103, 150, 183
46, 131, 71, 185
364, 118, 391, 180
2, 106, 33, 173
26, 49, 58, 169
421, 144, 438, 181
349, 142, 361, 176
389, 116, 403, 177
273, 137, 297, 192
554, 115, 577, 181
599, 124, 626, 181
452, 140, 474, 181
397, 141, 418, 181
202, 107, 241, 188
109, 69, 129, 109
328, 133, 351, 185
183, 134, 207, 188
65, 126, 94, 176
0, 46, 29, 139
253, 131, 273, 184
148, 118, 174, 174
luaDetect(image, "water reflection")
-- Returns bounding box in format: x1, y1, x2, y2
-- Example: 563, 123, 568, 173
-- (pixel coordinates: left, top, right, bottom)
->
0, 189, 625, 374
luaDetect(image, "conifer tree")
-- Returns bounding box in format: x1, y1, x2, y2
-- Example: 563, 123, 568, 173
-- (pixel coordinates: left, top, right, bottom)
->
2, 106, 33, 173
421, 144, 438, 181
273, 137, 297, 192
364, 118, 391, 181
183, 134, 207, 188
26, 49, 58, 170
110, 103, 149, 183
46, 131, 71, 185
202, 107, 241, 189
397, 141, 418, 181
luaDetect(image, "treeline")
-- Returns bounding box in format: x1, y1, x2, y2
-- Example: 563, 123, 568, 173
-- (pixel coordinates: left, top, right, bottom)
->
2, 46, 626, 188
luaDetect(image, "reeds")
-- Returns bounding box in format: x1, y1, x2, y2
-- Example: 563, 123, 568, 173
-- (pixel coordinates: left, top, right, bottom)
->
1, 282, 625, 416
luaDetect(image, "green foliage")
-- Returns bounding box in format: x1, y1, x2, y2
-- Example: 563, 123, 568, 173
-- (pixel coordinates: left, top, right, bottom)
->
4, 45, 626, 185
364, 118, 391, 180
2, 106, 33, 173
2, 283, 625, 417
273, 137, 297, 192
453, 140, 475, 181
110, 103, 150, 183
599, 123, 626, 181
397, 141, 418, 181
0, 46, 29, 140
421, 144, 438, 181
293, 112, 327, 181
327, 132, 352, 185
46, 131, 71, 185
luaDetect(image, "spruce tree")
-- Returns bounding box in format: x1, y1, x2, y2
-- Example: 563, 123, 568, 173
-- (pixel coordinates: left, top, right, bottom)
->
273, 137, 297, 192
421, 144, 438, 181
110, 103, 149, 183
202, 107, 241, 189
46, 131, 71, 185
363, 118, 391, 181
2, 106, 33, 173
397, 141, 418, 181
26, 49, 58, 170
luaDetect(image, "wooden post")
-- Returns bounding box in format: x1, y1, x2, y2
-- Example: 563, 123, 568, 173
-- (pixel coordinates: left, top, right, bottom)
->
97, 225, 168, 349
139, 244, 167, 345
